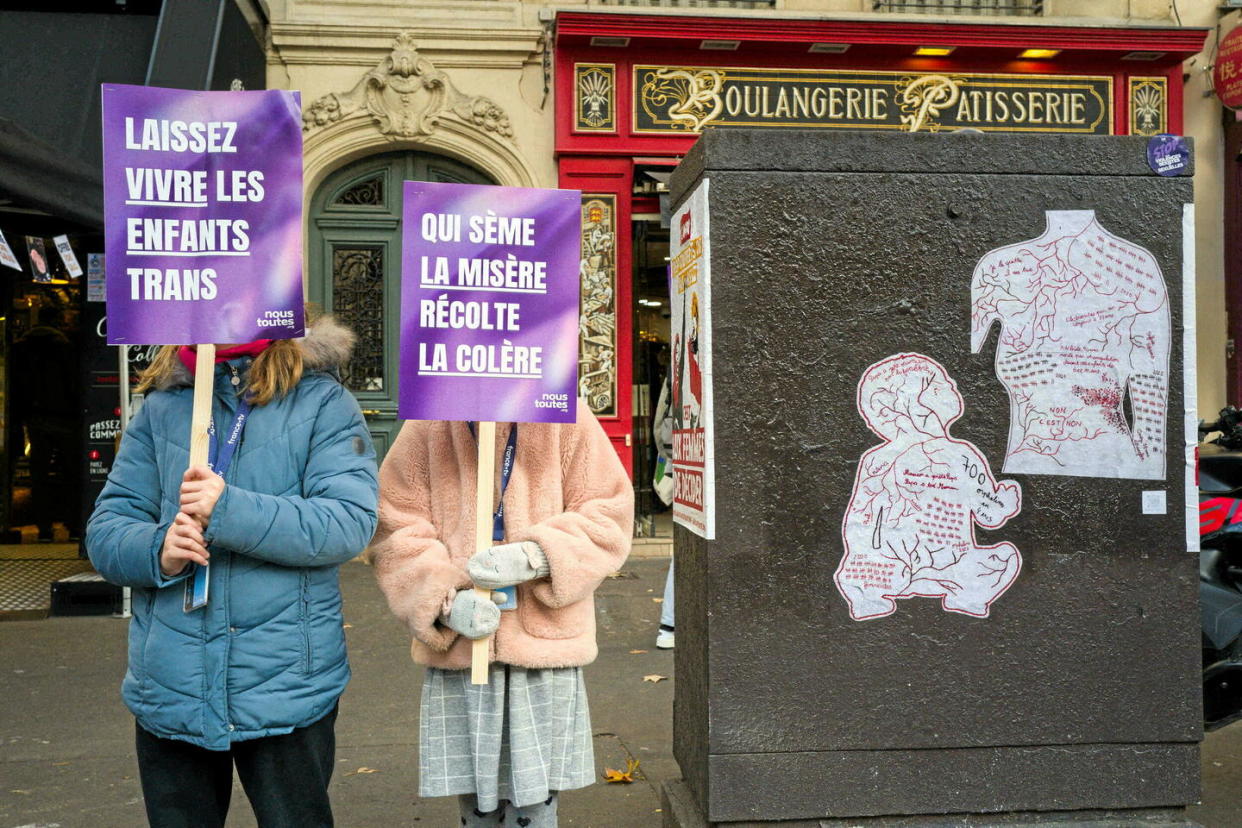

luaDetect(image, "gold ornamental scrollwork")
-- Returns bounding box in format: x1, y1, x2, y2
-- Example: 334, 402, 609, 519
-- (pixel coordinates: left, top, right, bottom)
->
302, 32, 514, 141
639, 67, 726, 132
1129, 78, 1167, 137
895, 74, 964, 133
579, 195, 617, 417
576, 64, 615, 132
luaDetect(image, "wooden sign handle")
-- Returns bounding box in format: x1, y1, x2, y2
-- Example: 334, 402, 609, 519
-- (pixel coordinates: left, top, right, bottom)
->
471, 420, 497, 685
188, 344, 216, 468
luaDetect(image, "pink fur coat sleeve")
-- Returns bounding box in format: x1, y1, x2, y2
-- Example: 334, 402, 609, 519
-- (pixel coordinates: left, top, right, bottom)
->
513, 399, 634, 609
368, 424, 470, 653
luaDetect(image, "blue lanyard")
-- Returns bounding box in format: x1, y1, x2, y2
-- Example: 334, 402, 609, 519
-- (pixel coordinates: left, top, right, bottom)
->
468, 423, 517, 542
185, 397, 252, 612
208, 398, 253, 479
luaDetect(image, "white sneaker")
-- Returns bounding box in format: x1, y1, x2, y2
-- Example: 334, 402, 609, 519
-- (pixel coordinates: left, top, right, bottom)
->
656, 627, 675, 649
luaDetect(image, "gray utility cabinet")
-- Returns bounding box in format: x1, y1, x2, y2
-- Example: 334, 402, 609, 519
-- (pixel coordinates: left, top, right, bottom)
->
664, 129, 1199, 827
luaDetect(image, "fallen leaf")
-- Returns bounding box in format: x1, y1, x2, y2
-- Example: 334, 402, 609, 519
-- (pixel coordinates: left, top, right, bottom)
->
342, 623, 353, 629
652, 598, 663, 603
10, 789, 31, 795
643, 674, 667, 683
602, 758, 641, 783
346, 767, 380, 776
629, 649, 648, 654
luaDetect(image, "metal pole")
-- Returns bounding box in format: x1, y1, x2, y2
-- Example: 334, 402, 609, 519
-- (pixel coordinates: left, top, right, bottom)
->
118, 345, 132, 426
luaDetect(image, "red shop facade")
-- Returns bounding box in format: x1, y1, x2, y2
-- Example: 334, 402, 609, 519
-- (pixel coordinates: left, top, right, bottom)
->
554, 11, 1205, 519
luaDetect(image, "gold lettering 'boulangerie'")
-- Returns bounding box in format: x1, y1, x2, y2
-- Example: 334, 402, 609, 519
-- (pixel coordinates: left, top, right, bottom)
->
632, 65, 1112, 135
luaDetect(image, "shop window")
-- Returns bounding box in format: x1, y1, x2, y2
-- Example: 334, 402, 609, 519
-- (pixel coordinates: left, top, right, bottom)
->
874, 0, 1042, 14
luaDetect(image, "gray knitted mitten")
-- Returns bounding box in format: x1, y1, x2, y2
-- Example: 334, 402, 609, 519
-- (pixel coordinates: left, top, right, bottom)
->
467, 541, 550, 590
443, 589, 503, 640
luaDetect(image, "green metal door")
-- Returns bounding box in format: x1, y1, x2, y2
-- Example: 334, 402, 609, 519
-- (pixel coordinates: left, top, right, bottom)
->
308, 152, 493, 460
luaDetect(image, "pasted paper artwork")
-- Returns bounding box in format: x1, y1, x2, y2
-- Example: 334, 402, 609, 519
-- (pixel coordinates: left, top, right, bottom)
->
837, 354, 1022, 621
971, 210, 1169, 480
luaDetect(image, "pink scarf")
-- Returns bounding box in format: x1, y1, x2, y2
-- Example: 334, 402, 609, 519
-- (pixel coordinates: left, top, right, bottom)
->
177, 340, 273, 375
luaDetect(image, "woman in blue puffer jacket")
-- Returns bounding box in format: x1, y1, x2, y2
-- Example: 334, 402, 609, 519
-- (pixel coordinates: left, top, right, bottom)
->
86, 316, 378, 828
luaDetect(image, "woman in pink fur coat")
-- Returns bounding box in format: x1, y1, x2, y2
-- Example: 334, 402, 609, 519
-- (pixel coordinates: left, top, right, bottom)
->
370, 398, 633, 827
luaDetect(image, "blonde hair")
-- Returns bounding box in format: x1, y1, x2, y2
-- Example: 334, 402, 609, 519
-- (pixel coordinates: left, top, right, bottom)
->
135, 339, 304, 406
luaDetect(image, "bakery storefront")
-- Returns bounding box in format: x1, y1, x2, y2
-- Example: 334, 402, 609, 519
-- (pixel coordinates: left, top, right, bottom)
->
555, 12, 1204, 530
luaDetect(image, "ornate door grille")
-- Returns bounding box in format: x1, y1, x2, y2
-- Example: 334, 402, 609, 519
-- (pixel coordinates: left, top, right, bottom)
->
331, 245, 385, 392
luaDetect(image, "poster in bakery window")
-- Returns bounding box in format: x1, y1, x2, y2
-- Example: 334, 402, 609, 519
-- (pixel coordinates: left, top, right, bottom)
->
970, 210, 1169, 480
669, 179, 716, 539
101, 84, 305, 345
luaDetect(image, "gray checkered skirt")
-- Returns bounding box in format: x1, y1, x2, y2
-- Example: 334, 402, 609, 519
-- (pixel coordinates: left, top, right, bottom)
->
419, 663, 595, 810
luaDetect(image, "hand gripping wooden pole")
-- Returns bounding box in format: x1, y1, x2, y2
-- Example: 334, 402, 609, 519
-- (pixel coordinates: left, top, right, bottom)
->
471, 420, 497, 685
188, 344, 216, 467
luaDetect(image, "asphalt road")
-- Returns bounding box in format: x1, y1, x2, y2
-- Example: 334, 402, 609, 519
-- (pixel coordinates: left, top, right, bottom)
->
0, 557, 677, 828
2, 555, 1240, 827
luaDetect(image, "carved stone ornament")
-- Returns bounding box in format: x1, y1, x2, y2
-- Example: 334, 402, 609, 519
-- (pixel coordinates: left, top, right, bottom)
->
302, 33, 514, 140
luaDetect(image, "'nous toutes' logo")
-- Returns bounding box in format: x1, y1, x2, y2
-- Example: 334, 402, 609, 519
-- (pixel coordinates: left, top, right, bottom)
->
257, 309, 296, 329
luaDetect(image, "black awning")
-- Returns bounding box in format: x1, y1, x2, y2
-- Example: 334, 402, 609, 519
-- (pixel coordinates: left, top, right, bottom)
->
0, 116, 103, 230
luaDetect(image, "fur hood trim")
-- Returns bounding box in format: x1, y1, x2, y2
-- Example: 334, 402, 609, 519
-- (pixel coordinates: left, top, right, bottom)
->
155, 315, 356, 390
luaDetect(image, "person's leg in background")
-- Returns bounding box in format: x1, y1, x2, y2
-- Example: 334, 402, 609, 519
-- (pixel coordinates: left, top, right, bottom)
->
134, 722, 233, 828
26, 425, 54, 541
51, 423, 81, 538
231, 705, 338, 827
657, 557, 675, 649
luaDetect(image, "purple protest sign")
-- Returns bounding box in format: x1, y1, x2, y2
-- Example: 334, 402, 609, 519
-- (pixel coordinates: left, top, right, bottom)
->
400, 181, 581, 423
102, 84, 304, 345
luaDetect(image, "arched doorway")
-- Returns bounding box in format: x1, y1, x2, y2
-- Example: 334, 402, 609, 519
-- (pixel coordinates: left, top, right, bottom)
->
308, 151, 493, 458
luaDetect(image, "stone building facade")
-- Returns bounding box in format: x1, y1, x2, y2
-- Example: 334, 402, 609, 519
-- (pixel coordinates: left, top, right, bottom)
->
258, 0, 1230, 476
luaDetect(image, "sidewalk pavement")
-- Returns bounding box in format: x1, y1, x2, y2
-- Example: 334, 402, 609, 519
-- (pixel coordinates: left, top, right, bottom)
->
3, 552, 1242, 828
0, 556, 677, 828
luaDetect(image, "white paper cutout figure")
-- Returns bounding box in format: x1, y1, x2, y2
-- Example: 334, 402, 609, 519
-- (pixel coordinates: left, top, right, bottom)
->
837, 353, 1022, 621
971, 210, 1169, 479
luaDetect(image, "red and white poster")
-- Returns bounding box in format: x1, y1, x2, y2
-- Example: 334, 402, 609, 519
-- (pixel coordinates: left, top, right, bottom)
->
669, 180, 715, 539
1215, 25, 1242, 111
837, 354, 1022, 620
971, 210, 1169, 480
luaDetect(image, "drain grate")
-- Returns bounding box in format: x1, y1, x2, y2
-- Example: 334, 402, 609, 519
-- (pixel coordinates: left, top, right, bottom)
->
0, 559, 95, 615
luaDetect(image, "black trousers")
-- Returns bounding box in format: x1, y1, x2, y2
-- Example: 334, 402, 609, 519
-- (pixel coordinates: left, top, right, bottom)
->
134, 706, 337, 828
